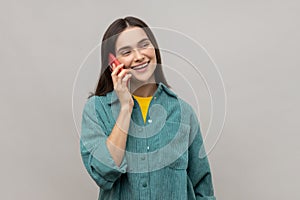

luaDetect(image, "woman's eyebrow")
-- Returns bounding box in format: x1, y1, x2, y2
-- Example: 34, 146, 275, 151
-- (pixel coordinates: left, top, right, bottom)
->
138, 38, 150, 44
117, 46, 131, 54
117, 38, 150, 53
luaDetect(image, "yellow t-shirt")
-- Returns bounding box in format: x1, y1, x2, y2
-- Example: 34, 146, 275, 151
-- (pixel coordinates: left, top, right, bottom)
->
133, 95, 153, 123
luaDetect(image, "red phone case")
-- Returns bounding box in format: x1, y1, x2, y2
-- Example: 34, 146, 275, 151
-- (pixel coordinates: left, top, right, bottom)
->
108, 53, 130, 87
108, 53, 123, 74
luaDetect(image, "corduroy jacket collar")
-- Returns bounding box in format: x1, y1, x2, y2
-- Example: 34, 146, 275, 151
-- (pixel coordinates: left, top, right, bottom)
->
106, 82, 177, 105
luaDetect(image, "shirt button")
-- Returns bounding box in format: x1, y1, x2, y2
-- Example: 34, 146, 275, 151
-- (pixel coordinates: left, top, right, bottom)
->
153, 96, 157, 100
147, 146, 150, 150
148, 119, 152, 123
142, 182, 147, 187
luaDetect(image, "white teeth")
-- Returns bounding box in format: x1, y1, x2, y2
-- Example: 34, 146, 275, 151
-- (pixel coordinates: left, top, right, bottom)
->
133, 62, 148, 70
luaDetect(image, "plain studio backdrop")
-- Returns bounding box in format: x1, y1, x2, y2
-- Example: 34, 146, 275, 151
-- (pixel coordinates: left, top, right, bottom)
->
1, 0, 299, 199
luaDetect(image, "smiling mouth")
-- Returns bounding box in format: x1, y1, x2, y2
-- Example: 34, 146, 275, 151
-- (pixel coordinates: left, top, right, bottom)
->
131, 61, 150, 70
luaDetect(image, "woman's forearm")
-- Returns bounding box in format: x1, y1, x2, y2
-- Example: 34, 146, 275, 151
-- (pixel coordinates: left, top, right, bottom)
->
106, 106, 132, 167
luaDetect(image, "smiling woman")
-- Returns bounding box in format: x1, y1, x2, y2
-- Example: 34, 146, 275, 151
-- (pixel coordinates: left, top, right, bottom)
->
90, 16, 170, 98
80, 16, 216, 200
114, 27, 157, 92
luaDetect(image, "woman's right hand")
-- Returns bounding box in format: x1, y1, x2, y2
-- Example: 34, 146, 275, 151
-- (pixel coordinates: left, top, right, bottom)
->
111, 63, 134, 112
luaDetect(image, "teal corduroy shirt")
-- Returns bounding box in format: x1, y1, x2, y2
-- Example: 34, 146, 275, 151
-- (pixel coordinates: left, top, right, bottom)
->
80, 82, 216, 200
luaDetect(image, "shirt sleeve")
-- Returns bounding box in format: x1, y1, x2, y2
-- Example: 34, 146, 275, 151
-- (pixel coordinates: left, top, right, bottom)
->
80, 96, 127, 190
187, 108, 216, 200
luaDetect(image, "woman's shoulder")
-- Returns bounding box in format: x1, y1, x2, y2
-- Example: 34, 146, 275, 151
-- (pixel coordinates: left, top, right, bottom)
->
85, 92, 112, 104
83, 94, 111, 112
176, 96, 195, 113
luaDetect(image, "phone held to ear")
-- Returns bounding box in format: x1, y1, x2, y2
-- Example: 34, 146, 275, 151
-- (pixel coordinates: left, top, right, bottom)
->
108, 53, 130, 88
108, 53, 124, 74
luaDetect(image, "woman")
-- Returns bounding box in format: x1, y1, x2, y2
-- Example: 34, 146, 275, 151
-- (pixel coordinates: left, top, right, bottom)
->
80, 16, 216, 200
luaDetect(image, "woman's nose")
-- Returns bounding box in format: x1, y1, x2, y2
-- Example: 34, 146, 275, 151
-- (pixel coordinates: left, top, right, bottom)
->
133, 48, 145, 61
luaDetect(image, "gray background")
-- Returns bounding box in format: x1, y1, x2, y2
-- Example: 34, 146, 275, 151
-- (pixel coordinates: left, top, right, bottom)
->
1, 0, 299, 199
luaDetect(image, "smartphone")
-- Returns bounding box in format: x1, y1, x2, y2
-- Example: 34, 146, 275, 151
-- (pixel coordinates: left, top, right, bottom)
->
108, 53, 123, 74
108, 53, 130, 88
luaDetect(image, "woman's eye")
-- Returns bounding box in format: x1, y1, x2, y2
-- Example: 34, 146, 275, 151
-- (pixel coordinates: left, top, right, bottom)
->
141, 42, 150, 48
121, 51, 131, 56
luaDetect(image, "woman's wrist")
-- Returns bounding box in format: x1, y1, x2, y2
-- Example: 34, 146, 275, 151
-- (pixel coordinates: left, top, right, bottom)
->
114, 104, 132, 134
120, 104, 133, 113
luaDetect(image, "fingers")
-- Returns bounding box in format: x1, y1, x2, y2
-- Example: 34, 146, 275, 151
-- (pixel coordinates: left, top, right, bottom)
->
111, 63, 132, 89
111, 63, 124, 76
117, 68, 130, 78
122, 74, 132, 83
111, 63, 124, 85
123, 74, 132, 88
116, 70, 131, 86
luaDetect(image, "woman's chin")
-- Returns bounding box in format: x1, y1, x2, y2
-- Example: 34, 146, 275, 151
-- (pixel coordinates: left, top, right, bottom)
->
131, 75, 156, 84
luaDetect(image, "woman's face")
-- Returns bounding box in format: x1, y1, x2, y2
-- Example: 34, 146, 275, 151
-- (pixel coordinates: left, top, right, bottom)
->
115, 26, 157, 84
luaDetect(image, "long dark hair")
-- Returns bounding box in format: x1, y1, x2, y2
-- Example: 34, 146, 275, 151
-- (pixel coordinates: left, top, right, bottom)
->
88, 16, 170, 98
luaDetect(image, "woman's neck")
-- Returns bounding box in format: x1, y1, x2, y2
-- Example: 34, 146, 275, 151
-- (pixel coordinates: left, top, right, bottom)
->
131, 83, 158, 97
